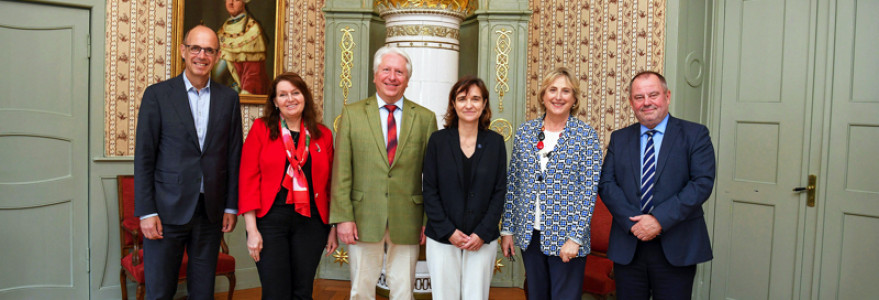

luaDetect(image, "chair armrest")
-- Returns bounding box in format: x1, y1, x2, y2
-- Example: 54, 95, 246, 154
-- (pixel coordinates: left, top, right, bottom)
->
588, 251, 608, 259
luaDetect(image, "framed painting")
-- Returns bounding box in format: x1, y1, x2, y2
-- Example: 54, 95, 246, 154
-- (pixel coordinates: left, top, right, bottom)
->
172, 0, 285, 105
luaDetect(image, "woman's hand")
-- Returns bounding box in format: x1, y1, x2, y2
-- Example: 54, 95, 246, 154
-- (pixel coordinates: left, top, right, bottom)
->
448, 229, 470, 249
246, 229, 263, 262
559, 239, 580, 263
462, 233, 484, 251
325, 226, 339, 256
501, 235, 516, 258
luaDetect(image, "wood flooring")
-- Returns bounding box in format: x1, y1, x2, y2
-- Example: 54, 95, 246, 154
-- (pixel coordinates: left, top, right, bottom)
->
214, 279, 527, 300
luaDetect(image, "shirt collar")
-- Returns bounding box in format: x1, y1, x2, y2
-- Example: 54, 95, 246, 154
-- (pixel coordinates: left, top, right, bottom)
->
641, 114, 669, 135
182, 72, 211, 93
376, 94, 404, 110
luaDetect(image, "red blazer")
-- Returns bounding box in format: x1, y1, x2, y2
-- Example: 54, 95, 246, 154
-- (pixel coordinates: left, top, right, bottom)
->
239, 118, 334, 223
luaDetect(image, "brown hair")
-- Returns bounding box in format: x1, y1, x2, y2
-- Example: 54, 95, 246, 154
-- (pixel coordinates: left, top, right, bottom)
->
442, 76, 492, 130
537, 67, 581, 115
261, 72, 322, 140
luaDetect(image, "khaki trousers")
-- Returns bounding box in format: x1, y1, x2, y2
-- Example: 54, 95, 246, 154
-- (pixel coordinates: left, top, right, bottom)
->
348, 230, 419, 300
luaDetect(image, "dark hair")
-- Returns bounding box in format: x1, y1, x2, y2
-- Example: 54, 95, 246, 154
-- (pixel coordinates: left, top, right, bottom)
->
261, 72, 322, 140
628, 71, 669, 97
443, 76, 492, 130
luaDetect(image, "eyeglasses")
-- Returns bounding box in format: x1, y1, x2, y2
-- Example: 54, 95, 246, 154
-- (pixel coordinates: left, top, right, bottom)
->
183, 44, 218, 56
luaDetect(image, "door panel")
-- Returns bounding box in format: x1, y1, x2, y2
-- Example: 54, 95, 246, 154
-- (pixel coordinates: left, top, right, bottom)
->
710, 0, 814, 299
818, 0, 879, 297
0, 1, 90, 299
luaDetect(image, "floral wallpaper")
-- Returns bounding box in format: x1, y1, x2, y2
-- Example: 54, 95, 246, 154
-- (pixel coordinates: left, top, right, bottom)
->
104, 0, 662, 156
525, 0, 665, 148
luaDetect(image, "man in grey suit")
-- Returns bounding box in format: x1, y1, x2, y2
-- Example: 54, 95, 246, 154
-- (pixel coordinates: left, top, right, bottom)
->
134, 25, 242, 300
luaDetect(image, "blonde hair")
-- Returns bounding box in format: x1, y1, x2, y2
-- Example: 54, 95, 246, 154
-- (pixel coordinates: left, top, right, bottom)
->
537, 67, 581, 115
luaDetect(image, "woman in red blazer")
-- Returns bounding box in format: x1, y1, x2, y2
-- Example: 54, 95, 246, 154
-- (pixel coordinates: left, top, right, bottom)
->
239, 72, 337, 299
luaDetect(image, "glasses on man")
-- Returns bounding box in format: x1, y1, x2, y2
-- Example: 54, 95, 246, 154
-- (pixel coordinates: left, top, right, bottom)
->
183, 44, 217, 56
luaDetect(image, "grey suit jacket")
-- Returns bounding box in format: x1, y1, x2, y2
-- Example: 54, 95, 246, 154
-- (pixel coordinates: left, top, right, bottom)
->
134, 74, 243, 225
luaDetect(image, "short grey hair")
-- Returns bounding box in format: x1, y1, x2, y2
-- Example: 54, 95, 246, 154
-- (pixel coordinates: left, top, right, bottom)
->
372, 45, 413, 79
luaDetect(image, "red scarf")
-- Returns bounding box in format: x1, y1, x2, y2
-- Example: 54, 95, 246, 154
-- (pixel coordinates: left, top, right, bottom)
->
280, 119, 311, 217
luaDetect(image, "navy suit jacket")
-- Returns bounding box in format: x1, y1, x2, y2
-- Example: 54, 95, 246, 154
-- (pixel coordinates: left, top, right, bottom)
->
422, 128, 507, 244
134, 74, 243, 225
598, 115, 715, 266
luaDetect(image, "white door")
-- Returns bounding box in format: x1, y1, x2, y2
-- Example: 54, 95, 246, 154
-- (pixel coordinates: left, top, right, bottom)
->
0, 1, 90, 299
816, 0, 879, 298
709, 0, 815, 298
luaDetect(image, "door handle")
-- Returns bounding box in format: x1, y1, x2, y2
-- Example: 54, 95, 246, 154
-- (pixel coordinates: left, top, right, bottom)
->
793, 174, 816, 207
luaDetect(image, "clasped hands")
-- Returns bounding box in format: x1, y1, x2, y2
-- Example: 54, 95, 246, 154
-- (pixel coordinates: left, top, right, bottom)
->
448, 229, 484, 251
629, 214, 662, 241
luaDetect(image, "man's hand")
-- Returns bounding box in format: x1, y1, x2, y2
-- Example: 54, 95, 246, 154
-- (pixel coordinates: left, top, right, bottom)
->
140, 215, 163, 240
222, 213, 237, 232
462, 233, 484, 251
448, 229, 471, 249
337, 221, 358, 245
630, 214, 662, 241
501, 235, 516, 258
559, 239, 580, 263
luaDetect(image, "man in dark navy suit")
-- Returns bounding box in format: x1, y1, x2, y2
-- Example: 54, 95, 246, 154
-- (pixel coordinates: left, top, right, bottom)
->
134, 25, 242, 300
599, 71, 716, 299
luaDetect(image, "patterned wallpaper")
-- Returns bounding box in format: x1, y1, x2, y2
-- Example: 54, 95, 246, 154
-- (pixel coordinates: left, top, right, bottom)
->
103, 0, 662, 156
103, 0, 326, 156
524, 0, 666, 148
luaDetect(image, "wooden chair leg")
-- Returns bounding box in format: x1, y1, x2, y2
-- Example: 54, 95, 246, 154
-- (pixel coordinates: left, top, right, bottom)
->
226, 273, 236, 300
136, 282, 145, 300
120, 269, 128, 300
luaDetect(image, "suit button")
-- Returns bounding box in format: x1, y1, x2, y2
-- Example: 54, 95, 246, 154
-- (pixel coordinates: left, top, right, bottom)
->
385, 193, 388, 197
388, 174, 391, 178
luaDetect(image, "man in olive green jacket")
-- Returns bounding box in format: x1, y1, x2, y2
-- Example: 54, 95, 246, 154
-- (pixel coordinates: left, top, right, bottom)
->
330, 45, 437, 300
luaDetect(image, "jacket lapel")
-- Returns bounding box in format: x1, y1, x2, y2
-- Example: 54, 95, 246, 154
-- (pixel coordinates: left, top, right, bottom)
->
654, 116, 678, 180
168, 75, 201, 152
469, 130, 487, 184
364, 97, 389, 166
201, 80, 220, 154
394, 98, 417, 168
449, 130, 465, 188
625, 124, 642, 191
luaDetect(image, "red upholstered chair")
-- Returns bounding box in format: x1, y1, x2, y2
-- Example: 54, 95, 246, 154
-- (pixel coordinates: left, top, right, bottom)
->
117, 175, 236, 300
583, 195, 615, 299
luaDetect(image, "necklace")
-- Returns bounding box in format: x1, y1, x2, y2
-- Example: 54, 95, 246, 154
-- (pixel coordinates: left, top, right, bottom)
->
537, 125, 546, 150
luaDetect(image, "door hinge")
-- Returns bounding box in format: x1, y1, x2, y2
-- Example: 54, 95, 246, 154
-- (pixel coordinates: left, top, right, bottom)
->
86, 34, 91, 58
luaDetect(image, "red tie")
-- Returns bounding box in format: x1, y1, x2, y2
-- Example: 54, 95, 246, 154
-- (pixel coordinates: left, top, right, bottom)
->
384, 105, 398, 165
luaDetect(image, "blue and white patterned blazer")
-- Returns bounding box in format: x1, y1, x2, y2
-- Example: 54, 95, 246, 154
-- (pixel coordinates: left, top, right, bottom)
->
501, 115, 602, 257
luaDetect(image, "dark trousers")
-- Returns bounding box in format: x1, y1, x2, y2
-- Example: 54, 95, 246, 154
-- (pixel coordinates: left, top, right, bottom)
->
255, 204, 329, 300
614, 239, 697, 300
521, 231, 587, 300
143, 195, 223, 300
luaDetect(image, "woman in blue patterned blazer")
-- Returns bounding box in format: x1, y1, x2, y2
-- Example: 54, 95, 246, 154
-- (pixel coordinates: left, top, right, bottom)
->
501, 67, 603, 299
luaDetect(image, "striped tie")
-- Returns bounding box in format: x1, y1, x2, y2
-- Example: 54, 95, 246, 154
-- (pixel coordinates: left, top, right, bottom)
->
640, 130, 657, 214
384, 105, 398, 166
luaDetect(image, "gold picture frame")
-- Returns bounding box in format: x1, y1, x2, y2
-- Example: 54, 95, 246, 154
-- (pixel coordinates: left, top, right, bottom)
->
172, 0, 285, 105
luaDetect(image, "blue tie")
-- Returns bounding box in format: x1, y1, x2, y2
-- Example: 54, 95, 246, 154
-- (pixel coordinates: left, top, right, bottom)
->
640, 130, 657, 214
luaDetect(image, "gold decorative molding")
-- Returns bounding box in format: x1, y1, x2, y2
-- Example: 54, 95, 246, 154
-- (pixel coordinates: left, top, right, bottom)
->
494, 29, 512, 113
387, 25, 459, 39
489, 118, 513, 141
374, 0, 476, 18
332, 247, 349, 267
339, 26, 355, 105
494, 258, 505, 274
